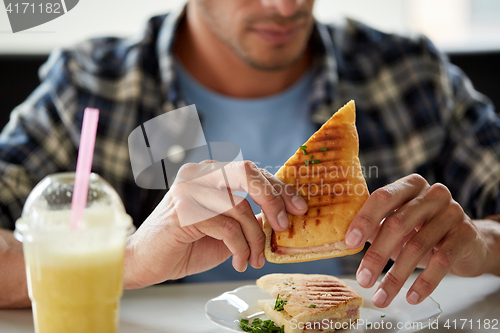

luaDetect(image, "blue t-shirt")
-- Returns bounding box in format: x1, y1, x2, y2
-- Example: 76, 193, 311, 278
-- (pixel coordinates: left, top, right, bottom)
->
174, 60, 343, 282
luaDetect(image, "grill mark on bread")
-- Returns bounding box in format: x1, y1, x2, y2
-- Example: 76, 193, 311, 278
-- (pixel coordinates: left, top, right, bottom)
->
305, 145, 342, 152
303, 299, 352, 303
312, 133, 344, 141
305, 300, 354, 306
305, 200, 351, 208
305, 283, 356, 292
307, 287, 351, 291
306, 287, 352, 291
298, 190, 352, 198
306, 282, 348, 287
271, 231, 278, 253
293, 145, 343, 154
285, 159, 347, 167
308, 290, 353, 295
300, 282, 359, 307
280, 166, 363, 182
307, 294, 353, 298
291, 179, 352, 186
299, 200, 350, 208
297, 170, 355, 180
288, 223, 295, 238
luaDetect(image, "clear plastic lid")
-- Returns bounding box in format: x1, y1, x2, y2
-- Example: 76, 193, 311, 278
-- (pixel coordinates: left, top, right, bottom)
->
15, 172, 135, 242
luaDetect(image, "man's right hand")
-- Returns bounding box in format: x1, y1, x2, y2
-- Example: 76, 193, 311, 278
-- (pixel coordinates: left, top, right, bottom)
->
123, 160, 308, 288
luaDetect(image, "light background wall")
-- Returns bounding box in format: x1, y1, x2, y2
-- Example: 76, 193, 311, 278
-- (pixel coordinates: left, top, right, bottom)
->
1, 0, 500, 54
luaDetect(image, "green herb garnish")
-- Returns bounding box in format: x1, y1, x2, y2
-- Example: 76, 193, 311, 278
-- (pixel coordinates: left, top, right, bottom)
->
367, 323, 372, 327
305, 160, 309, 167
292, 286, 296, 289
239, 318, 285, 333
302, 149, 307, 155
306, 304, 317, 308
299, 145, 307, 149
311, 160, 321, 164
381, 314, 385, 318
320, 148, 328, 151
273, 294, 288, 311
283, 282, 288, 285
310, 155, 314, 159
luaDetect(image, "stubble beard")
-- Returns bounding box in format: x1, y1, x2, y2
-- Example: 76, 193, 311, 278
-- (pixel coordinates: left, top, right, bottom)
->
226, 36, 311, 72
197, 2, 313, 71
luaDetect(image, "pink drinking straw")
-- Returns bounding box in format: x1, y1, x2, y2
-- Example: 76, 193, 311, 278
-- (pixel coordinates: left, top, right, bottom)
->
70, 108, 100, 230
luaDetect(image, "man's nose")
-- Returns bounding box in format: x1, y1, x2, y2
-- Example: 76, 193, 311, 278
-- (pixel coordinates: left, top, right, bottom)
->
261, 0, 306, 17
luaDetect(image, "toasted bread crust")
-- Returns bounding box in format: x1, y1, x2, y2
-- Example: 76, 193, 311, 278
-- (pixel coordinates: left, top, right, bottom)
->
264, 100, 368, 263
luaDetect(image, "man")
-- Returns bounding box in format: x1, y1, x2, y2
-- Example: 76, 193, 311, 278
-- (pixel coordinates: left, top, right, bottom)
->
1, 0, 499, 310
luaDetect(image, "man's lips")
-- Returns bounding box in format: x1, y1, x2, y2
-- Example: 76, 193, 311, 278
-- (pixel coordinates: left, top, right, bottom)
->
250, 24, 302, 45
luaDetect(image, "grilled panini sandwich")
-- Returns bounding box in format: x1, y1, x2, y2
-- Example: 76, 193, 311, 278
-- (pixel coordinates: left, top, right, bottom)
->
256, 273, 362, 333
263, 100, 369, 263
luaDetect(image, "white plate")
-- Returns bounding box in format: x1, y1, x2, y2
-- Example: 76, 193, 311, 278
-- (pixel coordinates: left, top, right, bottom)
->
205, 279, 442, 332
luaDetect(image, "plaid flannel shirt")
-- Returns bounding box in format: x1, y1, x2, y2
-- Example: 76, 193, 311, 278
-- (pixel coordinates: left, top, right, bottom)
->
1, 7, 499, 231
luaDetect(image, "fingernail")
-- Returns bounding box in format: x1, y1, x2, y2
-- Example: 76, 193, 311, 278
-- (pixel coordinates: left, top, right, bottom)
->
240, 261, 248, 272
407, 291, 420, 304
372, 288, 387, 307
357, 268, 372, 287
291, 195, 308, 211
258, 252, 265, 267
277, 210, 289, 229
346, 228, 362, 248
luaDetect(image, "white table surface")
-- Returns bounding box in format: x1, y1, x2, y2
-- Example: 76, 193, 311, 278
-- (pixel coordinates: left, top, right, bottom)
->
0, 272, 499, 333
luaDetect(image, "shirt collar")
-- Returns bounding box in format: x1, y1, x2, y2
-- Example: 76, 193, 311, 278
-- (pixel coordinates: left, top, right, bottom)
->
308, 21, 342, 124
156, 3, 186, 111
155, 6, 340, 121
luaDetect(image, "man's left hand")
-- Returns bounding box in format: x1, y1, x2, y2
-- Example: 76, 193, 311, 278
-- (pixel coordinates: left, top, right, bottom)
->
345, 174, 493, 308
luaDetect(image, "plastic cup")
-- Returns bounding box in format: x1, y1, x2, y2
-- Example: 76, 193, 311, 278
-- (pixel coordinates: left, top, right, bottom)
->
14, 172, 135, 333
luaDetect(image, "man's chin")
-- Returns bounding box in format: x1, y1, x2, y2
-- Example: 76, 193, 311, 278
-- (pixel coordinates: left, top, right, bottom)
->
238, 49, 306, 71
244, 59, 301, 71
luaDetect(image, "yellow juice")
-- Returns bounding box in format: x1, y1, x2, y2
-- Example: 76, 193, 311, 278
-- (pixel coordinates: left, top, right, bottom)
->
15, 173, 134, 333
24, 242, 125, 333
